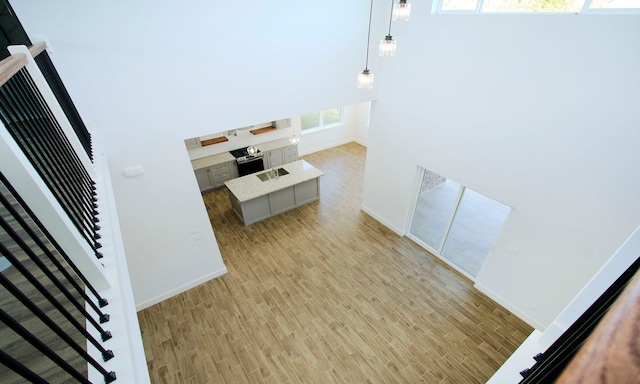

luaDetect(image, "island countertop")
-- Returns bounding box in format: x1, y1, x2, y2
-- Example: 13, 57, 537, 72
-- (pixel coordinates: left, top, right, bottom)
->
225, 160, 324, 202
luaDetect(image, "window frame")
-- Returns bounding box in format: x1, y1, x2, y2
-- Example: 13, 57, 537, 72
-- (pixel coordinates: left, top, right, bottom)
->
433, 0, 640, 14
300, 107, 344, 133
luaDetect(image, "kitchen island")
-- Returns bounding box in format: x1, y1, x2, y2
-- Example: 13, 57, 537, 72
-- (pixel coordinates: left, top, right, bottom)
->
224, 160, 324, 225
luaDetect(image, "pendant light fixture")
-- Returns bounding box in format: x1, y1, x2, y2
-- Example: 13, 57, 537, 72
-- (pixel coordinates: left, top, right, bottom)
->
392, 0, 411, 21
358, 0, 375, 89
379, 0, 397, 57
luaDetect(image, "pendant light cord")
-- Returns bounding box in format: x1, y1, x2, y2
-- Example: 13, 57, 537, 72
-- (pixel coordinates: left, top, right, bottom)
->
388, 0, 394, 35
365, 0, 374, 70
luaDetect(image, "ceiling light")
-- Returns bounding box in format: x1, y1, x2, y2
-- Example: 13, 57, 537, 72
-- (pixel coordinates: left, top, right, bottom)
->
289, 135, 300, 144
379, 36, 397, 57
358, 0, 375, 89
393, 0, 411, 21
380, 1, 398, 57
247, 146, 257, 155
357, 69, 374, 89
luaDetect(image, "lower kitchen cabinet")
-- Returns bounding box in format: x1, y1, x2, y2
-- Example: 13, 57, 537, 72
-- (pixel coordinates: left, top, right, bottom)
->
294, 178, 318, 205
195, 161, 237, 193
195, 168, 215, 192
230, 194, 271, 224
269, 186, 295, 215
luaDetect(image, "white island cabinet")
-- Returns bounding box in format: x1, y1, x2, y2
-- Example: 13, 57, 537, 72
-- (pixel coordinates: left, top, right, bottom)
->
224, 160, 324, 225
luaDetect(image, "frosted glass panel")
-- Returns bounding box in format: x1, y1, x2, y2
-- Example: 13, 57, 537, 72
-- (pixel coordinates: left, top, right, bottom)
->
441, 189, 510, 277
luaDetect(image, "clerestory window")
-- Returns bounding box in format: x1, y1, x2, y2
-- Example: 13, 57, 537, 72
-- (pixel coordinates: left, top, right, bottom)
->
435, 0, 640, 13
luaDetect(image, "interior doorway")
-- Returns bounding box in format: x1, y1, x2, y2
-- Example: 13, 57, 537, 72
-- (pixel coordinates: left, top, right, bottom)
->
408, 168, 510, 279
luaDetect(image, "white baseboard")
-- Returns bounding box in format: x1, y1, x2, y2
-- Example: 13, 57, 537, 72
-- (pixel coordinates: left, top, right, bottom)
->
353, 139, 367, 148
360, 204, 404, 236
135, 267, 228, 311
474, 281, 546, 331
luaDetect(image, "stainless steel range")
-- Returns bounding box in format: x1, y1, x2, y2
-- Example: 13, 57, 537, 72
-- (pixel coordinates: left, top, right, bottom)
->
230, 147, 265, 176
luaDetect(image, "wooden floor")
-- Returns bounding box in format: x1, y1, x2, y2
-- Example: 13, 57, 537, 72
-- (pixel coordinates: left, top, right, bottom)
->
137, 142, 532, 384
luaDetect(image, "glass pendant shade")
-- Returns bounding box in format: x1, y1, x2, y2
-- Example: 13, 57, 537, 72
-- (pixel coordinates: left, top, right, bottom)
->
357, 69, 374, 89
392, 1, 411, 21
289, 135, 300, 144
247, 145, 257, 155
379, 35, 397, 57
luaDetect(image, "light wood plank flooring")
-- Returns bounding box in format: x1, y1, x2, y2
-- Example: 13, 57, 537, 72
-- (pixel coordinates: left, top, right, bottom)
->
138, 142, 532, 383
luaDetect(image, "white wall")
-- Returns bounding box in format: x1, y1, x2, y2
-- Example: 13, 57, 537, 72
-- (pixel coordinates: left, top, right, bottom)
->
363, 4, 640, 328
14, 0, 638, 328
488, 225, 640, 383
12, 0, 381, 308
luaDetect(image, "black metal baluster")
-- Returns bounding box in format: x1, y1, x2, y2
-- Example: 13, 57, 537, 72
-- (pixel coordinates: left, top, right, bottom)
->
0, 78, 90, 233
0, 242, 113, 349
0, 187, 110, 320
23, 70, 96, 206
34, 51, 93, 161
0, 274, 114, 365
0, 349, 52, 384
0, 72, 103, 258
0, 171, 108, 307
0, 308, 117, 384
7, 74, 96, 227
19, 72, 102, 250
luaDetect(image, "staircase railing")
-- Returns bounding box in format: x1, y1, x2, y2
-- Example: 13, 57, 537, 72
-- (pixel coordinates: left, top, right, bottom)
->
29, 42, 93, 161
0, 47, 117, 382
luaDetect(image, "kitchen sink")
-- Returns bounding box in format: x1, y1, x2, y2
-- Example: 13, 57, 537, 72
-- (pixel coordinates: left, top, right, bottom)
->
256, 168, 289, 181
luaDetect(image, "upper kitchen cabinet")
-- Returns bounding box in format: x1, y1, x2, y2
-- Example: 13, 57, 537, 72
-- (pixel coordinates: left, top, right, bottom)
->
275, 119, 291, 129
184, 137, 201, 150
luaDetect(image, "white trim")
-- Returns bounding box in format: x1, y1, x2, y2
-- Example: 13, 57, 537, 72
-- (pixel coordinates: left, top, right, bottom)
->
134, 267, 228, 311
0, 121, 109, 290
87, 149, 151, 384
298, 137, 355, 157
360, 204, 405, 236
475, 281, 547, 330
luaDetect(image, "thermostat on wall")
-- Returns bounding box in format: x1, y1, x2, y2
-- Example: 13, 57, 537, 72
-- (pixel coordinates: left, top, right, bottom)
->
122, 165, 145, 178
